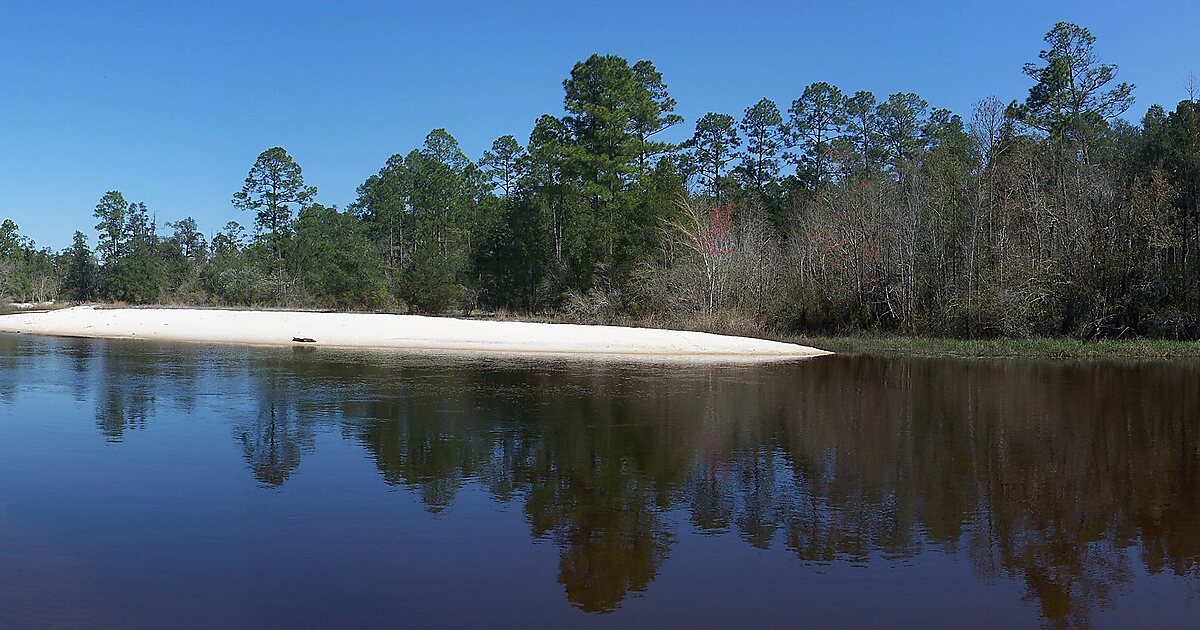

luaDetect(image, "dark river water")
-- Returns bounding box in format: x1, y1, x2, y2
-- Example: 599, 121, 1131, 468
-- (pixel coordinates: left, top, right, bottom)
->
1, 333, 1198, 628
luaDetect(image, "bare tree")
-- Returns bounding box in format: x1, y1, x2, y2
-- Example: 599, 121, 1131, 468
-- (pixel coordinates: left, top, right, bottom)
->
665, 195, 735, 315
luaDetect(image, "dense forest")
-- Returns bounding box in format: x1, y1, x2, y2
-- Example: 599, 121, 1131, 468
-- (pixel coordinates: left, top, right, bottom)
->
3, 22, 1199, 339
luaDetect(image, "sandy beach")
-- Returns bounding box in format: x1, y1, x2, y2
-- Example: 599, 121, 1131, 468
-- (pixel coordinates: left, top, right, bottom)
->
0, 306, 831, 359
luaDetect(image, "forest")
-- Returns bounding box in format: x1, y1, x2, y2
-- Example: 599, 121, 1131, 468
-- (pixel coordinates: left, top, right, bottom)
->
2, 22, 1199, 340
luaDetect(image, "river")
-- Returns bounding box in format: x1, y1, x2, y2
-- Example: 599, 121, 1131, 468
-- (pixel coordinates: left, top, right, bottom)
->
1, 333, 1197, 627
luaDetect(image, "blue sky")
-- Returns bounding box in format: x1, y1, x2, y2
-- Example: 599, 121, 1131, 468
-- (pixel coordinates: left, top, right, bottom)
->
2, 0, 1197, 250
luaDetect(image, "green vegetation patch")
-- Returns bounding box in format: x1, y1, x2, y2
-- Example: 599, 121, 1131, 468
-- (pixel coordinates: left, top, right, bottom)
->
795, 335, 1200, 360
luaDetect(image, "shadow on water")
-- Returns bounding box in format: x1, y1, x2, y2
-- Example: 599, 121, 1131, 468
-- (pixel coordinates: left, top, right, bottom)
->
2, 333, 1199, 624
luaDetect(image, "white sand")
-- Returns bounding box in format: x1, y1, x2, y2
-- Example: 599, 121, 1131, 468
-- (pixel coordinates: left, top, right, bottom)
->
0, 306, 831, 359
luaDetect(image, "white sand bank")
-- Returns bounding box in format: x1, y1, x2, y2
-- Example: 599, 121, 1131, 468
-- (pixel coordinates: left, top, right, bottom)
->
0, 306, 831, 359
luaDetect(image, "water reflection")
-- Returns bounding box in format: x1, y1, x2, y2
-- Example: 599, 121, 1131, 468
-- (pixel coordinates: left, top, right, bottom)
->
2, 333, 1199, 624
236, 356, 320, 486
94, 344, 158, 441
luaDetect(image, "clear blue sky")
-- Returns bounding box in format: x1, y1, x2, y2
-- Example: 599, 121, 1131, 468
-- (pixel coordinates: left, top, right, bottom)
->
2, 0, 1197, 250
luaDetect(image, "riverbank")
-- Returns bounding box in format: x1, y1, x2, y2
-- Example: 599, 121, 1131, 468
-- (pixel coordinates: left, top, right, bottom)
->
564, 312, 1200, 360
795, 335, 1200, 360
0, 306, 831, 359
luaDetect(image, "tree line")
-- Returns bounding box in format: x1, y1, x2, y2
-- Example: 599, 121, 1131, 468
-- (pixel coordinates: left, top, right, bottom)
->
3, 22, 1199, 339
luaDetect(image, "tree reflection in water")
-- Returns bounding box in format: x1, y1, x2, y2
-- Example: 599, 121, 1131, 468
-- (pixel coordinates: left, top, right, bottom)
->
70, 339, 1200, 622
236, 370, 315, 487
93, 343, 161, 442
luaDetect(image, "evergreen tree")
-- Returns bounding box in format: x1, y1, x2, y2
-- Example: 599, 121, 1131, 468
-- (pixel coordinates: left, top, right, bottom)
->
479, 135, 527, 197
93, 191, 129, 264
62, 231, 97, 302
1009, 21, 1135, 159
630, 59, 683, 171
877, 92, 929, 169
684, 113, 741, 205
291, 204, 386, 308
787, 82, 847, 187
232, 147, 316, 254
562, 54, 652, 264
736, 98, 787, 198
842, 90, 880, 174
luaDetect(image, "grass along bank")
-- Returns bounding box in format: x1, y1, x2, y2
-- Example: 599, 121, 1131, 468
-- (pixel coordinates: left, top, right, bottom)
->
794, 335, 1200, 360
565, 311, 1200, 360
491, 311, 1200, 360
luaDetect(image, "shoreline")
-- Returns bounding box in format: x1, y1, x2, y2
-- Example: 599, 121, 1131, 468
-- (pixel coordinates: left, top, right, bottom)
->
0, 306, 832, 360
797, 335, 1200, 360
